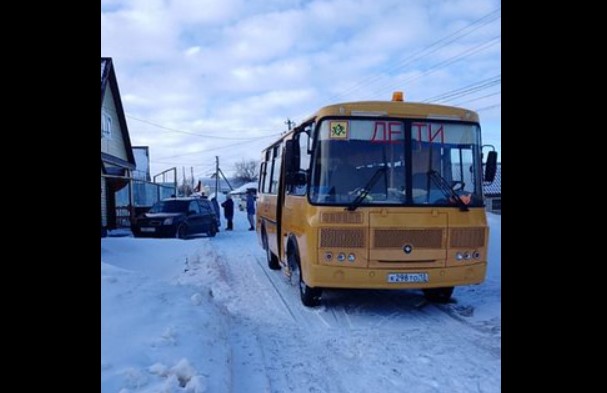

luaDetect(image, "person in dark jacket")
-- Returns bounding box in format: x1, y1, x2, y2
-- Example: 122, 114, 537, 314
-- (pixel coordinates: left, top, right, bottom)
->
246, 190, 256, 231
221, 194, 234, 230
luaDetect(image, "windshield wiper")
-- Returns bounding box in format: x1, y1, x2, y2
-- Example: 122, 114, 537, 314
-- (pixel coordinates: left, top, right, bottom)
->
346, 166, 387, 211
427, 170, 469, 212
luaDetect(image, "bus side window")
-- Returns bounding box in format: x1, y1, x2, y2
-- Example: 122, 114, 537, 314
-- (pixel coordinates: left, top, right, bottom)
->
270, 145, 281, 194
289, 133, 310, 196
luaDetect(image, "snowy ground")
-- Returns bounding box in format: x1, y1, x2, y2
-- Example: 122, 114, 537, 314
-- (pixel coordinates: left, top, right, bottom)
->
101, 210, 501, 393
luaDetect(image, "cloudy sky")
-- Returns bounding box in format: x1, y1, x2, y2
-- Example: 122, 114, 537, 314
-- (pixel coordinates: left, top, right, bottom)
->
101, 0, 501, 179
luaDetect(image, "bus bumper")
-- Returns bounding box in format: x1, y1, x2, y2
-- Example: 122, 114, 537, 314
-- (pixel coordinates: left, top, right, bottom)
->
305, 261, 487, 289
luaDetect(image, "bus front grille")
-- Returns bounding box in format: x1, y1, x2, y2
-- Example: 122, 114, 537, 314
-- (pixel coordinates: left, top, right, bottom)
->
320, 228, 365, 248
450, 228, 485, 248
321, 211, 363, 224
373, 229, 444, 249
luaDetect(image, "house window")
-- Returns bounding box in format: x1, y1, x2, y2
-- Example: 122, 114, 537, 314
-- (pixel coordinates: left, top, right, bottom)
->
102, 113, 112, 139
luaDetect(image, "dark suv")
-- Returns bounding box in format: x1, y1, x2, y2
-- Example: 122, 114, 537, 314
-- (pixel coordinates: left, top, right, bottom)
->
131, 197, 219, 238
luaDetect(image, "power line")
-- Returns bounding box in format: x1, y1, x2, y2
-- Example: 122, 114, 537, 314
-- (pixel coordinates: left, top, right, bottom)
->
421, 75, 501, 103
292, 17, 501, 121
157, 133, 280, 161
452, 91, 501, 107
103, 105, 280, 140
368, 36, 501, 100
125, 113, 277, 141
322, 7, 501, 105
476, 103, 501, 112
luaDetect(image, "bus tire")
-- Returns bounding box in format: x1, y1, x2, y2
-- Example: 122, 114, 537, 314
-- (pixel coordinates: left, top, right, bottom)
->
289, 249, 322, 307
263, 231, 280, 270
423, 287, 454, 303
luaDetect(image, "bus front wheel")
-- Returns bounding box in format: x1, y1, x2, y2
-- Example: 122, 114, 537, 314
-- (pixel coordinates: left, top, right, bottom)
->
422, 287, 454, 303
263, 231, 280, 270
289, 250, 322, 307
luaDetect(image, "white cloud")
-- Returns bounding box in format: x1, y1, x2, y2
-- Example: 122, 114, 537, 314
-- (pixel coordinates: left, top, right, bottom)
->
222, 9, 306, 63
101, 7, 180, 63
101, 0, 501, 176
184, 46, 201, 56
169, 0, 245, 25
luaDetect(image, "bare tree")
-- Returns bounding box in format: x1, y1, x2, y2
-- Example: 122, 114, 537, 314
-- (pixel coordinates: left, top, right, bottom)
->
233, 159, 258, 183
177, 177, 194, 196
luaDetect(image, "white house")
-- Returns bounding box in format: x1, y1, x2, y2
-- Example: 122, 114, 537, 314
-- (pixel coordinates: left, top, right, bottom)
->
101, 57, 136, 231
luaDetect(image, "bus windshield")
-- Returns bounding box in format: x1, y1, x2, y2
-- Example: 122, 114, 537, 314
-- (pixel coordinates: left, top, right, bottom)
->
308, 118, 483, 207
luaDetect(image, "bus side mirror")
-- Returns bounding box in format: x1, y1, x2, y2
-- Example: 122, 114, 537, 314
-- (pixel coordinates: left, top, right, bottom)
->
484, 151, 498, 183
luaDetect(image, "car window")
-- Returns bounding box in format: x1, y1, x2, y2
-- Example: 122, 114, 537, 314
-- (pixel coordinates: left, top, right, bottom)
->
199, 201, 213, 214
189, 201, 201, 214
150, 200, 188, 213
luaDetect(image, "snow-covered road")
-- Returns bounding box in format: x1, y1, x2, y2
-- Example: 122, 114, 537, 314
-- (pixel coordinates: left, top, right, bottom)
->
101, 212, 501, 393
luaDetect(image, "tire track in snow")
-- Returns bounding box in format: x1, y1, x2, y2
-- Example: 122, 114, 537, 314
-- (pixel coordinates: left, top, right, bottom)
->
209, 236, 499, 392
253, 256, 355, 331
228, 327, 272, 393
253, 256, 300, 324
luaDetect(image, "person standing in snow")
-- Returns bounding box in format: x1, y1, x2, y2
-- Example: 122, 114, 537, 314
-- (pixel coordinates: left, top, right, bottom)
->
246, 189, 256, 231
221, 194, 234, 231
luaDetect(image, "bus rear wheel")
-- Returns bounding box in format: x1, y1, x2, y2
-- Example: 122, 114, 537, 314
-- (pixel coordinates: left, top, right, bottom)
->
289, 250, 322, 307
423, 287, 454, 303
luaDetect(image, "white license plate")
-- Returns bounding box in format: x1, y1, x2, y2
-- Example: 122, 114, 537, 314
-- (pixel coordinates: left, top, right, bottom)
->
141, 227, 156, 233
387, 273, 429, 283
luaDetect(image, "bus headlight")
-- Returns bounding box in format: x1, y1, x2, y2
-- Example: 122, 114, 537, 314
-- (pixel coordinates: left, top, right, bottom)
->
455, 252, 464, 261
473, 251, 481, 259
324, 252, 333, 262
348, 253, 356, 262
337, 253, 346, 262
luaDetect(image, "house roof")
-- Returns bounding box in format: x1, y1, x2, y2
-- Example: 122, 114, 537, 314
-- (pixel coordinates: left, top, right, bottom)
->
229, 181, 258, 195
483, 163, 501, 196
101, 57, 136, 169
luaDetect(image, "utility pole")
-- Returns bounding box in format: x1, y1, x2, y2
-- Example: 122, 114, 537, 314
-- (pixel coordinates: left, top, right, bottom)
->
190, 167, 195, 191
285, 118, 295, 131
217, 166, 233, 191
182, 166, 186, 196
215, 156, 219, 197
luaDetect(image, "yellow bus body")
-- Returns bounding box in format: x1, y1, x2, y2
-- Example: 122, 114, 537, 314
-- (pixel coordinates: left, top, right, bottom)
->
256, 99, 491, 302
260, 194, 488, 290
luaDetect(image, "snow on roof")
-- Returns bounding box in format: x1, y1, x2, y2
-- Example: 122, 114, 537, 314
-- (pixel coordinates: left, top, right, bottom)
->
101, 58, 108, 82
229, 181, 257, 195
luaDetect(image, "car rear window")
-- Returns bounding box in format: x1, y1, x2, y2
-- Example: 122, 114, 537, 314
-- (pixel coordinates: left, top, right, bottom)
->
149, 201, 188, 213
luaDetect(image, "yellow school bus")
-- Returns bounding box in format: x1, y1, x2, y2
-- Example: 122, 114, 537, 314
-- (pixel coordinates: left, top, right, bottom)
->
256, 92, 498, 307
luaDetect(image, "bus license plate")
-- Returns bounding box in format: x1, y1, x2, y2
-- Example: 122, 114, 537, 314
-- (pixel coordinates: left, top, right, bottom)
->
141, 227, 156, 233
387, 273, 429, 283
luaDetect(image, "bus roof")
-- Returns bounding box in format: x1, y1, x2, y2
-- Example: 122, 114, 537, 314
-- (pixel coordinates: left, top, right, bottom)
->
261, 100, 481, 153
301, 101, 479, 124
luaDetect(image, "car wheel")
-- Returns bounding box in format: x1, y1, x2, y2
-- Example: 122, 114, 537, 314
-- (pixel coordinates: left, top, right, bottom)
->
207, 223, 217, 237
176, 224, 188, 239
422, 287, 454, 303
289, 249, 322, 307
